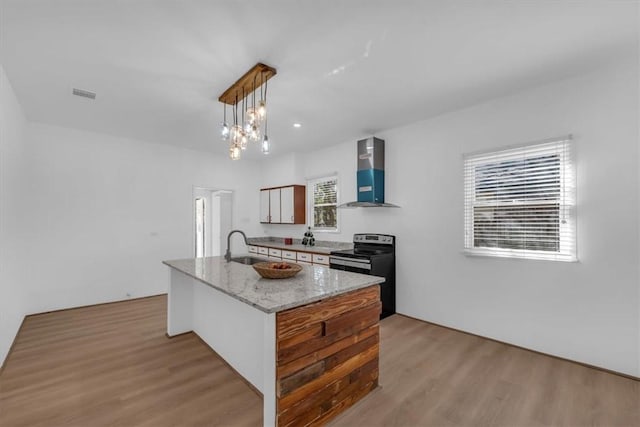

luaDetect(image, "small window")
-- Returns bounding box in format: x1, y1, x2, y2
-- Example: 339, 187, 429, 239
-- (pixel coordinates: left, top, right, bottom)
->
464, 136, 576, 261
308, 176, 338, 231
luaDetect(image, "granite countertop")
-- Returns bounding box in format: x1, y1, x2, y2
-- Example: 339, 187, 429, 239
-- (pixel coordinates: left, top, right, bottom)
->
246, 237, 352, 255
163, 255, 384, 313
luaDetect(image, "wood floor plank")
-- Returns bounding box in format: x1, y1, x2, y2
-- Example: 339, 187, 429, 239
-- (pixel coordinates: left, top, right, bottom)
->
1, 296, 637, 426
0, 295, 261, 427
329, 314, 639, 427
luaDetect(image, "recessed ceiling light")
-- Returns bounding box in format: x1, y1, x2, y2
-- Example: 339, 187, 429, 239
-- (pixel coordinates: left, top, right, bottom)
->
293, 123, 302, 128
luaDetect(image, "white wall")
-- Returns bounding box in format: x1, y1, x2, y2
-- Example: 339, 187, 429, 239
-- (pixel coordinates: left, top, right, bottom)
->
217, 191, 233, 256
261, 60, 640, 377
383, 60, 638, 378
260, 152, 305, 188
0, 64, 28, 365
15, 123, 261, 315
260, 145, 354, 241
259, 151, 311, 239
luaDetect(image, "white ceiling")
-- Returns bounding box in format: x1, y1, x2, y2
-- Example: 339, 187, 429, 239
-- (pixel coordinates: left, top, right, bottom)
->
1, 1, 637, 159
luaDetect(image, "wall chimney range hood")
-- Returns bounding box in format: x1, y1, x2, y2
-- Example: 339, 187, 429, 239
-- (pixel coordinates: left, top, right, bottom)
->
338, 137, 400, 208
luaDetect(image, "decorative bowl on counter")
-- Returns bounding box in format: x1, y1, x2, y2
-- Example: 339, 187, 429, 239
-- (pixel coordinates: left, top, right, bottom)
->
252, 261, 303, 279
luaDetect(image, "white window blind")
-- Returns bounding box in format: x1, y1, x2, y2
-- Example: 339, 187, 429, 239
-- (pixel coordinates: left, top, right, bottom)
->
464, 136, 576, 261
308, 176, 338, 230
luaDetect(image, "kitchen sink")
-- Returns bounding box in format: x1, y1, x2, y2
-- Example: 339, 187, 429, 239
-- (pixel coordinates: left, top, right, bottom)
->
230, 256, 265, 265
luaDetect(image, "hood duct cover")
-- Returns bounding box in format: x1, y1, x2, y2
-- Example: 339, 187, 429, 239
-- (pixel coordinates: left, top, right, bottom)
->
338, 137, 400, 208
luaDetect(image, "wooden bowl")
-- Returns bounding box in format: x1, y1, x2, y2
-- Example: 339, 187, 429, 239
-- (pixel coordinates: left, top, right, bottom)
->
252, 261, 303, 279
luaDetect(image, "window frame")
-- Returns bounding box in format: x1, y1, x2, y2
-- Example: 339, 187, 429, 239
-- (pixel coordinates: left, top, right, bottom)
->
307, 175, 339, 233
463, 136, 577, 262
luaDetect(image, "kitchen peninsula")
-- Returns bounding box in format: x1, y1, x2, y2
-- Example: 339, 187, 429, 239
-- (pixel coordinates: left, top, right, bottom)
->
163, 256, 384, 427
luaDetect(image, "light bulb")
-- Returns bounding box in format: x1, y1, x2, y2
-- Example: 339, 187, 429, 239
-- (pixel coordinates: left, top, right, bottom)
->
229, 144, 241, 160
246, 107, 258, 125
249, 123, 260, 141
230, 124, 243, 142
240, 131, 248, 150
257, 100, 266, 120
220, 122, 230, 141
261, 134, 270, 154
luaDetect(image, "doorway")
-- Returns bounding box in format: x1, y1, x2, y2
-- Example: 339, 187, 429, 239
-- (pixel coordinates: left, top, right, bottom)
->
193, 187, 233, 257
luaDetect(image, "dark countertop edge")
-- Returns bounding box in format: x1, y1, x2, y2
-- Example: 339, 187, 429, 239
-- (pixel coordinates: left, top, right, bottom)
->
162, 259, 384, 314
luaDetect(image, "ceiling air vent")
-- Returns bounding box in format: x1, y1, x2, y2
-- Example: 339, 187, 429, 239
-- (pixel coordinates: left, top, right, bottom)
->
72, 88, 96, 100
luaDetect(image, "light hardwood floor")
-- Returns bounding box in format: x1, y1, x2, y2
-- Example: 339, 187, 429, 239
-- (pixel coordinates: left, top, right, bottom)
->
0, 295, 637, 426
0, 296, 262, 426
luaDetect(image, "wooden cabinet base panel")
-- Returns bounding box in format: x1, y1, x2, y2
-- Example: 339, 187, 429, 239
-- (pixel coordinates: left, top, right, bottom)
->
275, 285, 381, 426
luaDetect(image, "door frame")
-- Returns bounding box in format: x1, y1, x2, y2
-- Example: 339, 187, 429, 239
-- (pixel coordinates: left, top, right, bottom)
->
192, 186, 233, 258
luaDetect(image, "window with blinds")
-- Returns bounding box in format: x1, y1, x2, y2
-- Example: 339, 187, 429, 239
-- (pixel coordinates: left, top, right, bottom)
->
464, 136, 576, 261
308, 176, 338, 231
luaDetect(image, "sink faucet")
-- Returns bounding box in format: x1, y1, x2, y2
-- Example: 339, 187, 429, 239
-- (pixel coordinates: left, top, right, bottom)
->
225, 230, 249, 262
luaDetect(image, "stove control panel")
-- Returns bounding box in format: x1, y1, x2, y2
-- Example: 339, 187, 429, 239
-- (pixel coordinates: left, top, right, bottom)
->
353, 234, 394, 245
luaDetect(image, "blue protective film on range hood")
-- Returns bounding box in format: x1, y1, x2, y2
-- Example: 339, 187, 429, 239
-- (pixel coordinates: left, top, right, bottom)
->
338, 137, 400, 208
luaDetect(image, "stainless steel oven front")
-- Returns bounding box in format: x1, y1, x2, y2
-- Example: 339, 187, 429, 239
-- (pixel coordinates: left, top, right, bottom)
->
329, 233, 396, 319
328, 255, 371, 274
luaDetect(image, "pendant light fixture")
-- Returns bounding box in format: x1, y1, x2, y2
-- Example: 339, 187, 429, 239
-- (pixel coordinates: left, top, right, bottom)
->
247, 79, 260, 142
240, 91, 248, 150
220, 103, 230, 141
262, 115, 270, 155
258, 75, 267, 121
229, 93, 243, 155
218, 63, 276, 160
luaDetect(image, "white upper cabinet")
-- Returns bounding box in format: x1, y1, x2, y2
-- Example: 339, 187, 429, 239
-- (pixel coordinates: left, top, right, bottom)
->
269, 188, 281, 223
280, 186, 294, 224
259, 189, 270, 223
260, 185, 305, 224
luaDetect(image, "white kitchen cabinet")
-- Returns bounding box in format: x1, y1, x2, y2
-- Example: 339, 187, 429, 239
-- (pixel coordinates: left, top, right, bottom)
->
248, 245, 258, 254
312, 254, 330, 265
268, 248, 282, 258
297, 252, 312, 263
259, 185, 305, 224
255, 245, 329, 266
259, 190, 270, 223
280, 186, 294, 224
269, 188, 281, 223
282, 250, 297, 261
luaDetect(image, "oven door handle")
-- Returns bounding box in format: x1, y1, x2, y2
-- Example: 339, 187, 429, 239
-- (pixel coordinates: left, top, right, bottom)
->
330, 255, 371, 264
329, 256, 372, 270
